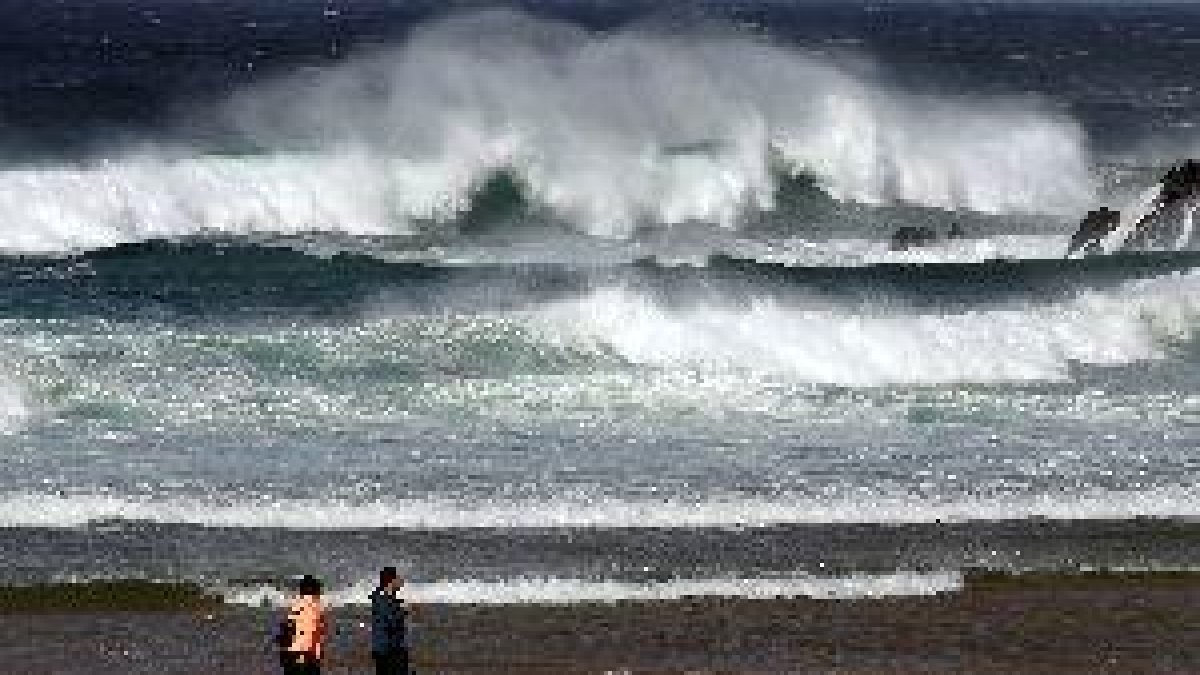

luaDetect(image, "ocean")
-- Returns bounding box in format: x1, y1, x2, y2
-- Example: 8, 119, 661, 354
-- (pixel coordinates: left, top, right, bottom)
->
3, 0, 1200, 607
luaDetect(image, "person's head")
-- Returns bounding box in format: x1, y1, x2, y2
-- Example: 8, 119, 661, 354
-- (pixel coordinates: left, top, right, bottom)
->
296, 574, 322, 598
380, 566, 401, 590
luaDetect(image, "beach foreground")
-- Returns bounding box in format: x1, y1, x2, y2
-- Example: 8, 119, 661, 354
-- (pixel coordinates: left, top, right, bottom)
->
2, 572, 1200, 673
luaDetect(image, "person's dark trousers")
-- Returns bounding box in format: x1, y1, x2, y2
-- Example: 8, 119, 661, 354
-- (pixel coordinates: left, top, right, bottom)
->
280, 651, 321, 675
372, 649, 409, 675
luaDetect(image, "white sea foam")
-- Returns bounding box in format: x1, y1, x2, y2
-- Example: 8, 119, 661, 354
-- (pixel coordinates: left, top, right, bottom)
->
539, 268, 1200, 384
6, 487, 1200, 530
0, 11, 1092, 253
737, 233, 1072, 267
0, 376, 31, 434
218, 571, 963, 607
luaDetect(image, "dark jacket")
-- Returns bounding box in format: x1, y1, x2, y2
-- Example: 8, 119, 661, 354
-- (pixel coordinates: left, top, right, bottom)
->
370, 587, 408, 655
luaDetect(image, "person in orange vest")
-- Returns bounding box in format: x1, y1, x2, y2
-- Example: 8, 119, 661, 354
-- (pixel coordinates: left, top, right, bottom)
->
281, 575, 327, 674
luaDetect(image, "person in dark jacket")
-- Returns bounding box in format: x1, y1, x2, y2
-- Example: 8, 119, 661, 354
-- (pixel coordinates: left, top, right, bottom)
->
370, 567, 410, 675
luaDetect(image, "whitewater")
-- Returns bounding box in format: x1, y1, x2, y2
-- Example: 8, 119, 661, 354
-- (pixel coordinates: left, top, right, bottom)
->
0, 10, 1095, 254
4, 4, 1200, 600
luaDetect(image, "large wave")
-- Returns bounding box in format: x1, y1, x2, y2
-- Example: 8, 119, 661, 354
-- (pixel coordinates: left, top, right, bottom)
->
537, 265, 1200, 385
0, 10, 1093, 254
5, 256, 1200, 440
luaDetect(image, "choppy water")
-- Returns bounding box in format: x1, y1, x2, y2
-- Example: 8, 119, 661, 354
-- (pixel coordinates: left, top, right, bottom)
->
4, 1, 1200, 604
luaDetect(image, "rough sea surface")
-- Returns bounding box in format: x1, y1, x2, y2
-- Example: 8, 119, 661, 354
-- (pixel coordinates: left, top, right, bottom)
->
4, 0, 1200, 605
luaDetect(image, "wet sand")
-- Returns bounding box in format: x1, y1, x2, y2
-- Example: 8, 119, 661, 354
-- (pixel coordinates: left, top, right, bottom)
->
3, 572, 1200, 673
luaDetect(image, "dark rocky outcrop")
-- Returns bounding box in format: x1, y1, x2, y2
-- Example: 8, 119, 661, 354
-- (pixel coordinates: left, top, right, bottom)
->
1068, 159, 1200, 256
1065, 206, 1121, 257
889, 224, 964, 251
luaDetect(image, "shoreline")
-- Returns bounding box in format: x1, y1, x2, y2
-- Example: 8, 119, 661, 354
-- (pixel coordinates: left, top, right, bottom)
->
6, 569, 1200, 613
3, 570, 1200, 672
8, 517, 1200, 589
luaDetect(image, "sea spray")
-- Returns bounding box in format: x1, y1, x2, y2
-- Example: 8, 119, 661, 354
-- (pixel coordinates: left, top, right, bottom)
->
0, 11, 1093, 254
229, 10, 1094, 226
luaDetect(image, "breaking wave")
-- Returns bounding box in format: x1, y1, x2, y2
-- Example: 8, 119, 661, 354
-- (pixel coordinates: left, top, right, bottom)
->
0, 10, 1093, 254
218, 571, 963, 607
537, 266, 1200, 385
8, 488, 1200, 529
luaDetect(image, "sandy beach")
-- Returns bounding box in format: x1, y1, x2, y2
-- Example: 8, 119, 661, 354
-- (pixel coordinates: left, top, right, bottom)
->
2, 572, 1200, 673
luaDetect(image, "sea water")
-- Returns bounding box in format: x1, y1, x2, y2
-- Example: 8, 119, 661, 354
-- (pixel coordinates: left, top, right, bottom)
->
2, 0, 1200, 605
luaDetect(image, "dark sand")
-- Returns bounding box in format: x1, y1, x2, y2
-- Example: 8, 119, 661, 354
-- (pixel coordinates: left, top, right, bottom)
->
3, 572, 1200, 673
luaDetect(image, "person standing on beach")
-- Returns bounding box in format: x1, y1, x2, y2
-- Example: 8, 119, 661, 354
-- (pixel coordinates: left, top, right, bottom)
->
370, 566, 411, 674
282, 575, 327, 675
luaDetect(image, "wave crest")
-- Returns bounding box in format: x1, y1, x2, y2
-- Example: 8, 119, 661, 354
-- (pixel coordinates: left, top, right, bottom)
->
0, 11, 1093, 253
229, 10, 1093, 232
